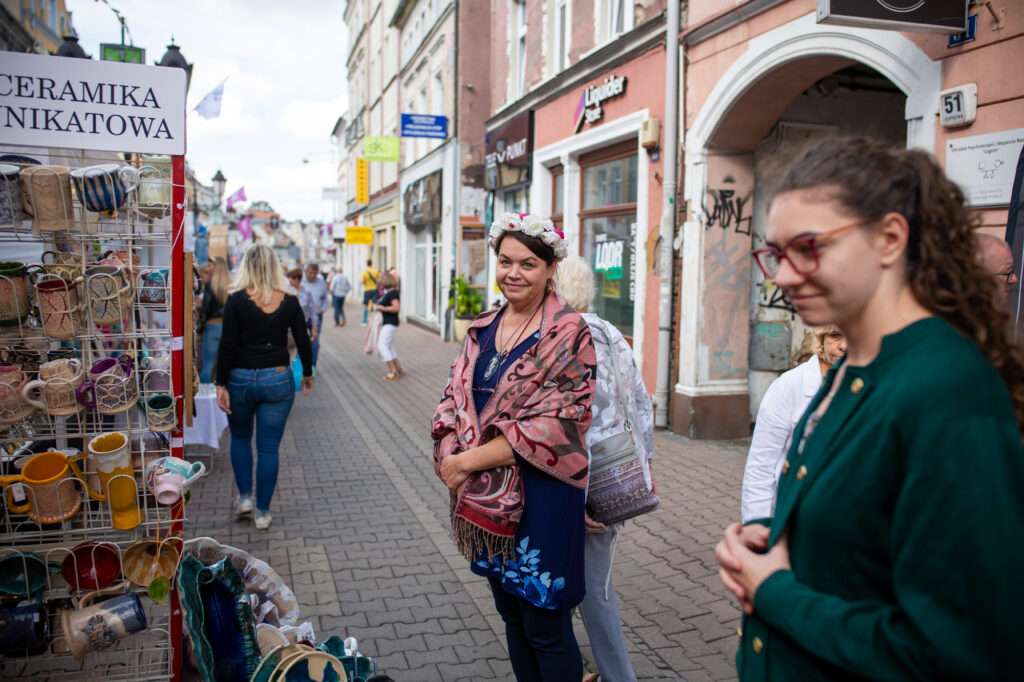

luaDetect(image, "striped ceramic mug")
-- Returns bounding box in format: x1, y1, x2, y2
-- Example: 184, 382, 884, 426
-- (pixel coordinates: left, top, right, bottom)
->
70, 164, 139, 214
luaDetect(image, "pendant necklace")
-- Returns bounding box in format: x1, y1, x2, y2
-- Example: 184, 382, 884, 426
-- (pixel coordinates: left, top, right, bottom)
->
483, 303, 541, 381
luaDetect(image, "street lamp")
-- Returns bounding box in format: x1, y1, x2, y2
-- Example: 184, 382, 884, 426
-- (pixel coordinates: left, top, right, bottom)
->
211, 170, 227, 207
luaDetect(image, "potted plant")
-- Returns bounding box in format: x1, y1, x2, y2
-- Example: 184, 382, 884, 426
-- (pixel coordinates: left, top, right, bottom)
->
450, 276, 483, 342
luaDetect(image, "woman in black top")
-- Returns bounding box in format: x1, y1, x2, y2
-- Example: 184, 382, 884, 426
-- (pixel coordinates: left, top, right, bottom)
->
374, 272, 402, 380
215, 245, 314, 530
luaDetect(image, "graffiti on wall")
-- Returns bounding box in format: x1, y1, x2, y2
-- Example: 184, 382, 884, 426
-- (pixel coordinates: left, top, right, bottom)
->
703, 175, 752, 235
757, 279, 796, 313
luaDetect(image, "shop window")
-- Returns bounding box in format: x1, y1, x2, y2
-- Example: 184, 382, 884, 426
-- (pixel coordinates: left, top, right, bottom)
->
550, 165, 564, 232
459, 223, 488, 288
580, 149, 637, 339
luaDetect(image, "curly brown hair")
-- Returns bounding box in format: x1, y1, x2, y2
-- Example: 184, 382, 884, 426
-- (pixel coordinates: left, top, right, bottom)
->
773, 136, 1024, 430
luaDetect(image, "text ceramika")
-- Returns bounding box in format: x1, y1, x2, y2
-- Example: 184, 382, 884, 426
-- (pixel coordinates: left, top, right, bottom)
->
0, 74, 175, 140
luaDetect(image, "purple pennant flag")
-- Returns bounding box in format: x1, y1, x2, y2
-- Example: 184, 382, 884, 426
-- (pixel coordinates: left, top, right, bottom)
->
237, 215, 252, 241
225, 186, 247, 211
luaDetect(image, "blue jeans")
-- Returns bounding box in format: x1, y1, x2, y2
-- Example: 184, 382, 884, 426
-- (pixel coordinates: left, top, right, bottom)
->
307, 314, 321, 367
199, 322, 222, 384
488, 578, 583, 681
332, 295, 346, 324
226, 367, 295, 512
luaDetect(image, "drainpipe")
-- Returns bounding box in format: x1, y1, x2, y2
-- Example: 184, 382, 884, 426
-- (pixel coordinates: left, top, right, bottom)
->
654, 2, 680, 428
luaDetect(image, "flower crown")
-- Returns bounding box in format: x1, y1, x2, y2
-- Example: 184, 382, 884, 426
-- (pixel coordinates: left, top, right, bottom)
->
489, 212, 568, 260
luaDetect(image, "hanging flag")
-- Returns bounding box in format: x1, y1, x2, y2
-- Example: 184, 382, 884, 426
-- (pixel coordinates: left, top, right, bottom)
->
236, 215, 252, 241
225, 186, 247, 211
193, 81, 225, 119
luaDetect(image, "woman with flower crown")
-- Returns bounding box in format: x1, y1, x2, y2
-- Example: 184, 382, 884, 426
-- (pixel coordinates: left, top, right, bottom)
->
431, 212, 597, 680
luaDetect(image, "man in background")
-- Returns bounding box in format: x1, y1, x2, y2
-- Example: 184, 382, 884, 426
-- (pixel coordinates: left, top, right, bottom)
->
301, 263, 329, 368
329, 267, 352, 327
361, 259, 379, 326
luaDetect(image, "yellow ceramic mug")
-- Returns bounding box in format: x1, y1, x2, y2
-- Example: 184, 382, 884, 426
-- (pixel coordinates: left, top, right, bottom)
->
86, 432, 140, 530
0, 451, 90, 523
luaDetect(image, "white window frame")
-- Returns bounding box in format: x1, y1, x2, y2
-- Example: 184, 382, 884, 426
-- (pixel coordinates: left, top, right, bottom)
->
556, 0, 569, 73
515, 0, 528, 99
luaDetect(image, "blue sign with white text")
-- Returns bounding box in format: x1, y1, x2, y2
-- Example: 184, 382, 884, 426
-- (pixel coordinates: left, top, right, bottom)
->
400, 114, 448, 139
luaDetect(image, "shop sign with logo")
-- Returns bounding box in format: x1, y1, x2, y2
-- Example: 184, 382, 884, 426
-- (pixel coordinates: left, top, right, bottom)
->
485, 110, 533, 190
364, 136, 400, 162
403, 169, 442, 232
0, 51, 185, 154
594, 238, 625, 280
400, 113, 448, 139
574, 75, 627, 133
100, 44, 146, 64
346, 226, 373, 244
816, 0, 967, 34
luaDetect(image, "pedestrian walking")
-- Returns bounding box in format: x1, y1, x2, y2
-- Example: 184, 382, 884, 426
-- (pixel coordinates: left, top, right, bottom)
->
288, 269, 319, 356
557, 256, 652, 682
374, 272, 403, 380
361, 259, 380, 325
198, 257, 231, 384
740, 325, 845, 524
432, 212, 595, 682
216, 245, 314, 531
715, 137, 1024, 680
329, 267, 352, 326
301, 263, 329, 368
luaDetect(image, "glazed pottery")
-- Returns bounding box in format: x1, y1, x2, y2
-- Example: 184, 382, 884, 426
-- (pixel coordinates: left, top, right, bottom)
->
0, 603, 48, 654
39, 249, 83, 280
85, 265, 134, 325
34, 277, 83, 340
86, 431, 139, 530
70, 164, 139, 214
0, 261, 33, 326
122, 537, 180, 588
61, 541, 121, 592
22, 358, 85, 417
20, 165, 74, 231
1, 345, 42, 373
146, 456, 204, 505
0, 451, 91, 523
273, 649, 348, 682
142, 393, 177, 432
0, 552, 58, 596
136, 161, 171, 218
77, 358, 138, 415
177, 554, 261, 682
95, 249, 139, 274
59, 582, 147, 661
251, 644, 314, 682
0, 367, 34, 424
0, 164, 22, 228
137, 268, 168, 305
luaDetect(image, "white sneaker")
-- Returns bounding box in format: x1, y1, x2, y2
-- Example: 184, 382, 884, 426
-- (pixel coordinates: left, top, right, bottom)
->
234, 495, 254, 517
254, 511, 273, 530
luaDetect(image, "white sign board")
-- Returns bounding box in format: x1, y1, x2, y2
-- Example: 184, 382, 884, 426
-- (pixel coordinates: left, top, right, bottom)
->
945, 128, 1024, 207
0, 51, 186, 155
322, 186, 346, 200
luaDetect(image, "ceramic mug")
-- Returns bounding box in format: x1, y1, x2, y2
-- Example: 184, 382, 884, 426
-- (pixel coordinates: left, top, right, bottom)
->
59, 582, 147, 661
85, 265, 134, 325
0, 602, 48, 654
77, 363, 138, 416
136, 162, 171, 219
0, 451, 91, 523
34, 276, 84, 340
0, 261, 34, 326
85, 431, 139, 530
137, 268, 168, 305
0, 164, 22, 228
0, 344, 41, 375
142, 393, 177, 432
40, 249, 83, 280
21, 165, 74, 231
146, 456, 205, 505
70, 164, 140, 214
22, 358, 85, 417
0, 366, 35, 425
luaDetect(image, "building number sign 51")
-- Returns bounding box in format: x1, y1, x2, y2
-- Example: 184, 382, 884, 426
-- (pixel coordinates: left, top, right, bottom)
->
938, 84, 977, 128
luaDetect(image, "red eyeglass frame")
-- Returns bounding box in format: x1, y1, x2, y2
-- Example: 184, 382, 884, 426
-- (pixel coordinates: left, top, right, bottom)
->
751, 218, 873, 279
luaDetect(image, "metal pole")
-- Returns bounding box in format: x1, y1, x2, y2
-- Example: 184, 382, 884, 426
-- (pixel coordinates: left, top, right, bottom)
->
654, 2, 680, 428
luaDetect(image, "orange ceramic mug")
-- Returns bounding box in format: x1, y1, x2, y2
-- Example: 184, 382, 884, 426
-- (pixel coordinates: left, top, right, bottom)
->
0, 451, 92, 524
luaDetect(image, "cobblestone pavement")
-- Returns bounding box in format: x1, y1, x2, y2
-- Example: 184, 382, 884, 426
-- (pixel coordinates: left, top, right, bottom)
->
187, 305, 750, 681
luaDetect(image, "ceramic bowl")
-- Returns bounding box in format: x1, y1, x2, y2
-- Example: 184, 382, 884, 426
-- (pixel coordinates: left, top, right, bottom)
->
251, 643, 313, 682
272, 649, 347, 682
122, 537, 180, 587
183, 537, 300, 626
0, 552, 55, 596
61, 541, 121, 592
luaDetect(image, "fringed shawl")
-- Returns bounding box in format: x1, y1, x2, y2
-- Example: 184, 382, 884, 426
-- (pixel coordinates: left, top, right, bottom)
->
431, 291, 596, 561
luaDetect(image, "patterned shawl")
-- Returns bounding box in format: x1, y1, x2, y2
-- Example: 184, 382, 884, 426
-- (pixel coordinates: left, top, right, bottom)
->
431, 291, 596, 562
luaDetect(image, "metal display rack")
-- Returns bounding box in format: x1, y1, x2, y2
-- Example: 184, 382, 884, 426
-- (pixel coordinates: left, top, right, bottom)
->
0, 147, 188, 681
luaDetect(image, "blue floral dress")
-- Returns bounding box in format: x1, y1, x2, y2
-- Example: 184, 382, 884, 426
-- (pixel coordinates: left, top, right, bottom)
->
469, 312, 586, 610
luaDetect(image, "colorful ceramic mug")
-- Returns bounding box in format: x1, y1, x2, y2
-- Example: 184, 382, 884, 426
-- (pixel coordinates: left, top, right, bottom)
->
34, 276, 84, 340
20, 165, 74, 231
0, 261, 34, 326
0, 164, 22, 229
0, 366, 35, 425
142, 393, 177, 432
22, 358, 85, 417
39, 250, 83, 280
59, 582, 147, 661
137, 268, 168, 305
0, 451, 91, 524
70, 164, 140, 214
85, 265, 134, 325
86, 431, 140, 530
146, 456, 205, 505
77, 367, 138, 415
0, 602, 48, 654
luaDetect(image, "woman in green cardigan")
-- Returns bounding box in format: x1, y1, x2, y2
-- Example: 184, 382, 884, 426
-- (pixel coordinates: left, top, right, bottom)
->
716, 137, 1024, 681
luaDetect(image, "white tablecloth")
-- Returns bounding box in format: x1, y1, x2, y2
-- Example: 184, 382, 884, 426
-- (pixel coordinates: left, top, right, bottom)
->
185, 383, 227, 449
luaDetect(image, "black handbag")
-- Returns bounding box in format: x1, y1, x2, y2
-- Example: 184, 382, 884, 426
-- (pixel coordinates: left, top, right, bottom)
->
585, 321, 659, 525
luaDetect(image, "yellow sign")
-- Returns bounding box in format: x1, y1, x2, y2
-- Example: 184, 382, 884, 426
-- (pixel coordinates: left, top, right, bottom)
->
208, 224, 229, 260
356, 157, 369, 204
346, 226, 373, 245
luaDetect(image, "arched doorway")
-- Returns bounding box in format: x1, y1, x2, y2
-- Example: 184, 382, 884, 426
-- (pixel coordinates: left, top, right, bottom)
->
674, 16, 940, 437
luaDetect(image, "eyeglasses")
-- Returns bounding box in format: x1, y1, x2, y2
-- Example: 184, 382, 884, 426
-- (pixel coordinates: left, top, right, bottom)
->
999, 268, 1018, 284
751, 218, 872, 279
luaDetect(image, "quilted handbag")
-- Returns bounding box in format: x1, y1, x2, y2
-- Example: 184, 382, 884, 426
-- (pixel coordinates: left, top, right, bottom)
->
585, 321, 659, 525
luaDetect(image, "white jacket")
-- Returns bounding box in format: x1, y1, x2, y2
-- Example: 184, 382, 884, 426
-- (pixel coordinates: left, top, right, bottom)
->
741, 357, 824, 523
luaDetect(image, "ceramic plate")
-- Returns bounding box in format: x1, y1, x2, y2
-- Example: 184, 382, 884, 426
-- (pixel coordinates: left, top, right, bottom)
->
184, 537, 300, 626
251, 643, 311, 682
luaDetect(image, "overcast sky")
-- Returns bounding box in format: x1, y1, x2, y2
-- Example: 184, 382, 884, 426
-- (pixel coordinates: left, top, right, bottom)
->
70, 0, 349, 222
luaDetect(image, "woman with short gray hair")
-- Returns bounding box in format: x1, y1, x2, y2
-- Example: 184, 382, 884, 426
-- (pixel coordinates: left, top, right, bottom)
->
556, 256, 653, 682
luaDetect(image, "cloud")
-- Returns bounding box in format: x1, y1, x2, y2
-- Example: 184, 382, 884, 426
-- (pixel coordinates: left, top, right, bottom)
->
276, 96, 348, 141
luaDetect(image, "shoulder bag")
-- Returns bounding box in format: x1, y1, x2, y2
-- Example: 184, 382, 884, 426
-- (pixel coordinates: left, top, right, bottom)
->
586, 322, 660, 525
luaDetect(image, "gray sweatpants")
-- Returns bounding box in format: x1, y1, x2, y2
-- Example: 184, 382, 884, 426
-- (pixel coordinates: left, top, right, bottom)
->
579, 526, 637, 682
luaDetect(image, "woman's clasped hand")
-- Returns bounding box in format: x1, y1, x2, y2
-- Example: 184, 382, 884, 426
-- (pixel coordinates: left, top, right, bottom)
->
714, 523, 781, 615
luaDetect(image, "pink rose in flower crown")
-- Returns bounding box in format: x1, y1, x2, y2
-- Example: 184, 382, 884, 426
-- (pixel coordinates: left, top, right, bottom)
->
489, 211, 569, 260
